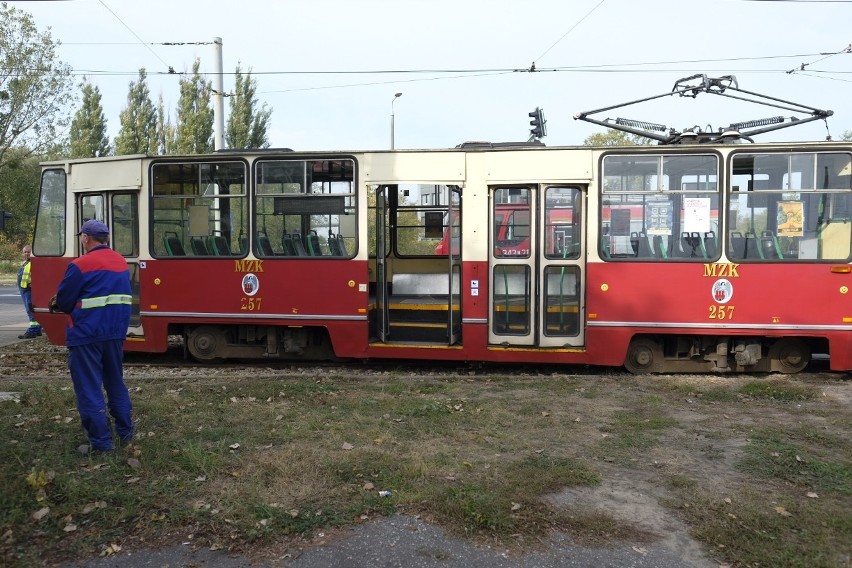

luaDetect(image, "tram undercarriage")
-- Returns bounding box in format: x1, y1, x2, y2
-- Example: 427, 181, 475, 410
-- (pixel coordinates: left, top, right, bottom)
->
183, 324, 336, 362
624, 334, 819, 374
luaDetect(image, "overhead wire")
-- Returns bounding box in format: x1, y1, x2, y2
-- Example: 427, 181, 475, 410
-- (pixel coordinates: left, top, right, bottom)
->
95, 0, 174, 73
532, 0, 607, 65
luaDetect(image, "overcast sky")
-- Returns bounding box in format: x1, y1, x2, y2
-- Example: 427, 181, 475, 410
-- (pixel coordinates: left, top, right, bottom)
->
12, 0, 852, 151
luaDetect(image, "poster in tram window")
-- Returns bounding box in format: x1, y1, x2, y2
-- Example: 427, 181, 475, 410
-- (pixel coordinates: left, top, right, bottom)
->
683, 197, 711, 234
611, 209, 632, 236
645, 201, 673, 235
777, 201, 804, 237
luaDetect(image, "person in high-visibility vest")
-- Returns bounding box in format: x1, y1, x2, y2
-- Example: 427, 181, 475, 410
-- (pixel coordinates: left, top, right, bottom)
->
49, 220, 133, 456
17, 244, 42, 339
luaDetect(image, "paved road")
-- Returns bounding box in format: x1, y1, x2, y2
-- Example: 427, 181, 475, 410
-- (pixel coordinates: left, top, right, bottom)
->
66, 515, 712, 568
0, 285, 30, 346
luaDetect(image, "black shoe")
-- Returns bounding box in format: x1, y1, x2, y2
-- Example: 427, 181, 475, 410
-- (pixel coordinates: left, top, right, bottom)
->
18, 329, 42, 339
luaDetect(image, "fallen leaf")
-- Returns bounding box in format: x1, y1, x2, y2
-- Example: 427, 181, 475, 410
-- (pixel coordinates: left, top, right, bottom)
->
195, 476, 207, 482
229, 443, 240, 450
774, 506, 792, 517
127, 458, 141, 470
632, 546, 648, 555
806, 492, 819, 499
342, 442, 354, 450
32, 507, 50, 522
126, 477, 141, 484
363, 482, 375, 491
63, 524, 77, 532
82, 501, 107, 514
511, 502, 522, 511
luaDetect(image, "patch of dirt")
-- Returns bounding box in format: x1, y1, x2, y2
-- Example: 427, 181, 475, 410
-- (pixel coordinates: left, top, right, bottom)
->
546, 476, 713, 568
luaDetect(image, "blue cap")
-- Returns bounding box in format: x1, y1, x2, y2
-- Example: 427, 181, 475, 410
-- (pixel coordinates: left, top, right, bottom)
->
77, 219, 110, 237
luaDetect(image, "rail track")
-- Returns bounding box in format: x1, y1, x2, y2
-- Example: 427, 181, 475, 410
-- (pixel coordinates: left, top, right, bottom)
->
0, 339, 839, 383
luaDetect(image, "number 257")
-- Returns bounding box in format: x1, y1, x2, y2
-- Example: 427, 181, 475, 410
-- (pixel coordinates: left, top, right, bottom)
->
708, 305, 735, 320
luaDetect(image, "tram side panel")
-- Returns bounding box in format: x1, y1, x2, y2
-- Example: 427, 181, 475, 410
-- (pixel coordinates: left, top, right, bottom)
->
140, 257, 371, 358
585, 261, 851, 370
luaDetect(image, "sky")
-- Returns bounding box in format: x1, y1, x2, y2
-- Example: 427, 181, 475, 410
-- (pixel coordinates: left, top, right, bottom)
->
10, 0, 852, 151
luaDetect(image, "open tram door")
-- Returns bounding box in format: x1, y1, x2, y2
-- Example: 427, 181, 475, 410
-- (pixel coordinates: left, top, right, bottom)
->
77, 191, 142, 333
488, 185, 585, 348
371, 182, 462, 346
447, 186, 462, 344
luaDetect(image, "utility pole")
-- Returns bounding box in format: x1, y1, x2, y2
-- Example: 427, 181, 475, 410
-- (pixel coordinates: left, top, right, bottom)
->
212, 37, 225, 151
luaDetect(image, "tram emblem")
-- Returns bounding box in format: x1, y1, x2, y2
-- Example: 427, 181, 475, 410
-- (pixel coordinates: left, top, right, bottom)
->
711, 278, 733, 304
242, 273, 260, 297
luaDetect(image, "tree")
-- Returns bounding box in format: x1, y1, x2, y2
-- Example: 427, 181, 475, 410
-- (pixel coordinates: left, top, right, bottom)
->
226, 64, 271, 149
155, 94, 175, 155
174, 59, 213, 154
0, 147, 42, 243
69, 81, 110, 158
583, 130, 655, 146
842, 130, 852, 141
114, 69, 157, 155
0, 3, 75, 174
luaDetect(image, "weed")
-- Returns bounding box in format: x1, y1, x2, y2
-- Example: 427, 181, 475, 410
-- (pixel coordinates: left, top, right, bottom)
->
738, 380, 818, 401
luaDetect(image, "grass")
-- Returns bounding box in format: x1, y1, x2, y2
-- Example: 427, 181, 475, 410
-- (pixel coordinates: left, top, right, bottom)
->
0, 367, 850, 567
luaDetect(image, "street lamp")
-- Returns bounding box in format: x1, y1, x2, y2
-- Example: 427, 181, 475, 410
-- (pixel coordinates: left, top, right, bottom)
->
390, 92, 402, 149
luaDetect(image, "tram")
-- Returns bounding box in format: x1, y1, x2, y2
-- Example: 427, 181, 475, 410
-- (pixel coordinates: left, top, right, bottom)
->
29, 78, 852, 374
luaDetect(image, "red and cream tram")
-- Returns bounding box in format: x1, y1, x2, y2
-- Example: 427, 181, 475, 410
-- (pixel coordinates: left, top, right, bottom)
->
30, 141, 852, 373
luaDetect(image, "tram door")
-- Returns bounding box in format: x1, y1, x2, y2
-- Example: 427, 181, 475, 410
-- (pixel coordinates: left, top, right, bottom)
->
375, 186, 390, 342
78, 192, 142, 329
447, 187, 462, 344
488, 185, 585, 348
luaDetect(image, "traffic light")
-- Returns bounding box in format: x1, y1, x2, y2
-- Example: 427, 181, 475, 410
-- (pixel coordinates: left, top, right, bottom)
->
0, 211, 11, 231
529, 107, 547, 139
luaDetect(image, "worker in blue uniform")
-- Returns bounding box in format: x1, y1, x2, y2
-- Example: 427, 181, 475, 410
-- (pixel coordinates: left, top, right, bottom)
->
49, 220, 133, 455
17, 244, 42, 339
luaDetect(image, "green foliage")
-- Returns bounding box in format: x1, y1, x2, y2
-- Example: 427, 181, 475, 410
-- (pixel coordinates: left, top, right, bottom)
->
0, 4, 75, 175
174, 59, 214, 154
114, 69, 157, 155
226, 64, 271, 150
583, 130, 654, 146
69, 81, 110, 158
0, 147, 40, 243
154, 94, 175, 155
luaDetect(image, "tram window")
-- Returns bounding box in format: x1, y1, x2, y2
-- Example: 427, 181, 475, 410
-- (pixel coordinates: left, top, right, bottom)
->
111, 193, 138, 257
395, 183, 457, 257
151, 161, 247, 258
601, 154, 719, 261
255, 159, 356, 258
493, 187, 532, 258
545, 186, 582, 260
729, 152, 852, 261
491, 265, 531, 336
33, 169, 67, 257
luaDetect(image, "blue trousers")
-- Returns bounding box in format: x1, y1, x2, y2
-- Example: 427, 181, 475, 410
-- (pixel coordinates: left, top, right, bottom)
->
19, 289, 40, 330
68, 340, 133, 451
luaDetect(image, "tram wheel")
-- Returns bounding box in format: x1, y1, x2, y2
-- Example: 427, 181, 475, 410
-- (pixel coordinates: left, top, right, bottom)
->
624, 337, 663, 375
768, 338, 810, 374
187, 326, 226, 361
